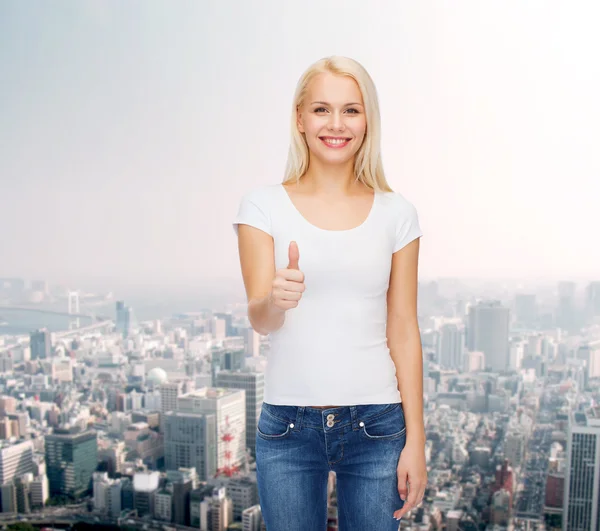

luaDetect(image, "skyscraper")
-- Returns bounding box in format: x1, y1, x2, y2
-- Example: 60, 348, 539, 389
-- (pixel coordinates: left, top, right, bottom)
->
215, 370, 264, 456
586, 281, 600, 319
163, 412, 217, 481
467, 301, 510, 373
30, 329, 51, 360
437, 323, 465, 370
45, 428, 98, 498
563, 407, 600, 531
115, 300, 133, 338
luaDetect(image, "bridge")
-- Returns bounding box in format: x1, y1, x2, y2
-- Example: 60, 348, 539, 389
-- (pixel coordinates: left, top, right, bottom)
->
0, 305, 109, 320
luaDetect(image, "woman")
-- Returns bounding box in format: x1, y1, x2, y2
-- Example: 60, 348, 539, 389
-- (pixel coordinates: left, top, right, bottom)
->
233, 56, 427, 530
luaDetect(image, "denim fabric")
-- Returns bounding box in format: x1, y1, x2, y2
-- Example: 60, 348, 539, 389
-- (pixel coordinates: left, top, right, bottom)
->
255, 402, 407, 531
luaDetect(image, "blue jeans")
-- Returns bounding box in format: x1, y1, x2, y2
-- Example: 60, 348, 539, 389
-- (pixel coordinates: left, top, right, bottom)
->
255, 402, 407, 531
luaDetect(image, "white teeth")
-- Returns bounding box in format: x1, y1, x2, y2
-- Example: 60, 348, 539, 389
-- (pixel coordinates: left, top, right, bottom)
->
322, 138, 348, 145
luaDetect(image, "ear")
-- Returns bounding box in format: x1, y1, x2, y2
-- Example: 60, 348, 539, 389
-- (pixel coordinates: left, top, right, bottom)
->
296, 105, 305, 134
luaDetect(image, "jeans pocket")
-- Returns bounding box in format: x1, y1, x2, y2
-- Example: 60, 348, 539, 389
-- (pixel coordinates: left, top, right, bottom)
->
359, 403, 406, 440
256, 408, 293, 440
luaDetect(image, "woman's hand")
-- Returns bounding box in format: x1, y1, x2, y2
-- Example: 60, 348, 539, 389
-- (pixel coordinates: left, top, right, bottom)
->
269, 241, 305, 312
393, 440, 427, 520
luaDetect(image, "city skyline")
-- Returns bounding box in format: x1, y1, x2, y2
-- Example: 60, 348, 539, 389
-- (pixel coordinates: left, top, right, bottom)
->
1, 2, 599, 287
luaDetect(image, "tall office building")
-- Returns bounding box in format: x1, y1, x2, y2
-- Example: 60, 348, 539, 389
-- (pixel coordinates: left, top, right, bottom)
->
115, 300, 134, 338
586, 281, 600, 319
0, 440, 34, 485
45, 428, 98, 498
215, 370, 264, 456
557, 281, 578, 332
467, 301, 510, 373
563, 407, 600, 531
30, 329, 51, 360
159, 380, 194, 417
163, 412, 218, 481
437, 323, 465, 370
211, 346, 246, 377
177, 387, 247, 473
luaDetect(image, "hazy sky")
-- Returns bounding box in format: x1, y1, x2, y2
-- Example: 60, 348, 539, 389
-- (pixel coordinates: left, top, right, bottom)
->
1, 1, 599, 292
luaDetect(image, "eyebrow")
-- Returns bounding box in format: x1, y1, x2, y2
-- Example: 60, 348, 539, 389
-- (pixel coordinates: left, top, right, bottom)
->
310, 101, 364, 107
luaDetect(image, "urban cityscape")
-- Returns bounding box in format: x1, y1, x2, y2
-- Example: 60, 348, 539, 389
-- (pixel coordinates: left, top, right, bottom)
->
0, 276, 598, 531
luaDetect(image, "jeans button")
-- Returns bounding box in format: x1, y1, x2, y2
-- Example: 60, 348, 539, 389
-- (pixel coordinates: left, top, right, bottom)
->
326, 414, 335, 421
326, 420, 334, 427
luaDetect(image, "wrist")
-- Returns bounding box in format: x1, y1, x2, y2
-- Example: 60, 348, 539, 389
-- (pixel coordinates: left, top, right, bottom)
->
406, 429, 426, 447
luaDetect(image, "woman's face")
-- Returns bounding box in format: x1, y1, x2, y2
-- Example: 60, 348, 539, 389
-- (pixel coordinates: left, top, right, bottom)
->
297, 72, 367, 167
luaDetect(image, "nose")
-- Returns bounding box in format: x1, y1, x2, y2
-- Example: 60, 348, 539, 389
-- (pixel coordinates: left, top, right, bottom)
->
327, 111, 345, 132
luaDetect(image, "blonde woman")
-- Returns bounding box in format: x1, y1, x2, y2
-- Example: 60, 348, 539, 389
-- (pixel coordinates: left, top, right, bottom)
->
233, 56, 427, 530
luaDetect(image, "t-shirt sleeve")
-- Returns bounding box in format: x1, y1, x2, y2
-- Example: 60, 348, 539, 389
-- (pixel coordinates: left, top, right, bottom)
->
232, 189, 272, 237
393, 198, 423, 253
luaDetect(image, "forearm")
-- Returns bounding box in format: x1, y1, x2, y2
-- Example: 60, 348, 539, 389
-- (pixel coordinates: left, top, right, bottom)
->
248, 295, 286, 336
389, 324, 425, 446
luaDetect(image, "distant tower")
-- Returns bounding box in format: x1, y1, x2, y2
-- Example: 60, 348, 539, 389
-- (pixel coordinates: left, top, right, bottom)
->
215, 415, 241, 479
115, 300, 133, 338
563, 408, 600, 530
467, 301, 510, 372
68, 291, 80, 330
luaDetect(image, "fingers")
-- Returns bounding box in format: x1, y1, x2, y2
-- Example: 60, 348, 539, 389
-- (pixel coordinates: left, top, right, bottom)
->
278, 268, 304, 283
395, 481, 425, 519
397, 473, 408, 502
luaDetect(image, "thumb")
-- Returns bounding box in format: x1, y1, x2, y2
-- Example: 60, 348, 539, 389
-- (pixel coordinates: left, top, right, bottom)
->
287, 241, 300, 270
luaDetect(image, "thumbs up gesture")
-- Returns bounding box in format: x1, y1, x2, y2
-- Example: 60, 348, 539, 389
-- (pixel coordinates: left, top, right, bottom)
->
270, 241, 306, 312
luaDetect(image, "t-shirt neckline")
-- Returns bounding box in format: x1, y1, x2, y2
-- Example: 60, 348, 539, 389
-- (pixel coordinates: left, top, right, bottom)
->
279, 183, 378, 233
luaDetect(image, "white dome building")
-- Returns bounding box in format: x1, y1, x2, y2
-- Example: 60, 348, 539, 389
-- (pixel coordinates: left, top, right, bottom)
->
146, 367, 168, 387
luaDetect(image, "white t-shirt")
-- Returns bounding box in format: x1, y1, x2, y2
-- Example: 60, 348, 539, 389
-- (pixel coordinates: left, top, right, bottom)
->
232, 183, 423, 406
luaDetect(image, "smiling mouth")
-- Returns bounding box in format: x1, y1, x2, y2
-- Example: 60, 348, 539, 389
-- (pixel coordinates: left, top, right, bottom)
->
319, 137, 352, 148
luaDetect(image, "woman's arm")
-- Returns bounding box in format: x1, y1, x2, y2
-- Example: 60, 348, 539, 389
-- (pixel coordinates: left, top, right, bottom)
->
237, 224, 285, 335
387, 237, 425, 445
387, 236, 428, 519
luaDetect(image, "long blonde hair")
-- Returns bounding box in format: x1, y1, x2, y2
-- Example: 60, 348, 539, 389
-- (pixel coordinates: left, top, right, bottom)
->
283, 56, 393, 193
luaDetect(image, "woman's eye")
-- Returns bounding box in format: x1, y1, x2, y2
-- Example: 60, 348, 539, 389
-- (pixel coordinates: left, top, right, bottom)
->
313, 107, 359, 114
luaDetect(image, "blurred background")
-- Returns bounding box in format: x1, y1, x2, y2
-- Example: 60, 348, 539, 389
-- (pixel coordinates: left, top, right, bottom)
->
0, 2, 598, 530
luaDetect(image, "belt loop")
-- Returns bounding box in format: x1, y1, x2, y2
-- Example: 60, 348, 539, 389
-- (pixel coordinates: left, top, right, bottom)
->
295, 406, 305, 430
350, 406, 358, 430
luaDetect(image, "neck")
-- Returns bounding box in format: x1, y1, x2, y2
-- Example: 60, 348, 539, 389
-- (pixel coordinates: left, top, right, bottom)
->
299, 158, 362, 196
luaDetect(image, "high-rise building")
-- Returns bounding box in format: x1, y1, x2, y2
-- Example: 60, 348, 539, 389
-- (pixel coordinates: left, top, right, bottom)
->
437, 323, 465, 370
45, 428, 98, 498
586, 281, 600, 318
467, 301, 510, 372
30, 329, 51, 360
163, 411, 218, 481
215, 370, 264, 456
159, 381, 187, 414
557, 281, 578, 332
211, 347, 246, 379
226, 476, 259, 520
133, 471, 159, 517
177, 387, 247, 474
115, 300, 134, 338
0, 440, 34, 485
563, 406, 600, 530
